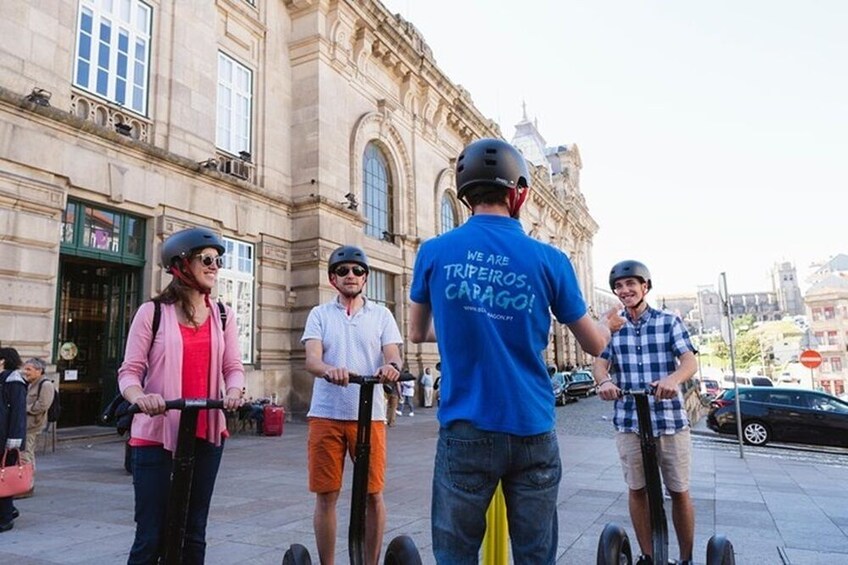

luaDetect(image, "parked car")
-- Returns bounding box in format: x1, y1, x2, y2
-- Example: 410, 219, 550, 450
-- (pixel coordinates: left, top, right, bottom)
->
700, 378, 721, 398
707, 386, 848, 448
751, 376, 774, 387
550, 371, 573, 406
564, 371, 596, 399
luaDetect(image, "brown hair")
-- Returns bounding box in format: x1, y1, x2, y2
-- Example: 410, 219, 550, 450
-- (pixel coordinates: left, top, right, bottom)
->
155, 261, 202, 326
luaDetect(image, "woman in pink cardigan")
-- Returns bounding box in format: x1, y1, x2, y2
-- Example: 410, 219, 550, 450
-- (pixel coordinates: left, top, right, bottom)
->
118, 226, 245, 565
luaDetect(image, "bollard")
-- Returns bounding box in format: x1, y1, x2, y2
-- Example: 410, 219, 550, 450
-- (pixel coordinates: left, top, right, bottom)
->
482, 481, 509, 564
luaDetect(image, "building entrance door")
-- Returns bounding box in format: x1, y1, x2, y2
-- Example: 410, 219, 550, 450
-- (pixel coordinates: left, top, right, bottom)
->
55, 257, 141, 427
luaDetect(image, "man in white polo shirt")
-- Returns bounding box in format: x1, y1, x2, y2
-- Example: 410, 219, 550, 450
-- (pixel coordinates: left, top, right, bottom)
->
301, 245, 403, 565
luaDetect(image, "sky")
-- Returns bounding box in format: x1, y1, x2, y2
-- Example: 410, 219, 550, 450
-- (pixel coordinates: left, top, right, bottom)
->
381, 0, 848, 296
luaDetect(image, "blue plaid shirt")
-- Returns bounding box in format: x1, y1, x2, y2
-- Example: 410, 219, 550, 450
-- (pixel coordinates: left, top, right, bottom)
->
600, 306, 696, 435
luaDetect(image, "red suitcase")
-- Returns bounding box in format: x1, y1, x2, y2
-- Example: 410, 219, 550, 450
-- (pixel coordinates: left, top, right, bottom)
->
263, 404, 284, 436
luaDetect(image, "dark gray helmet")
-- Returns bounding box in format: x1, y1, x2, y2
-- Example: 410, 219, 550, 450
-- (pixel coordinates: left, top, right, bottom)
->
161, 227, 225, 268
609, 260, 652, 291
455, 138, 530, 200
328, 245, 369, 273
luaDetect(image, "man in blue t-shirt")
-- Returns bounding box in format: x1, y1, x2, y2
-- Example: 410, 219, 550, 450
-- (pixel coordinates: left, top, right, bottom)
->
409, 138, 624, 564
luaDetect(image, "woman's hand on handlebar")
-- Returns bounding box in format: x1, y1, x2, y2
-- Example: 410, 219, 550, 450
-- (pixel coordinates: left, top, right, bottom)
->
134, 393, 166, 416
223, 387, 245, 411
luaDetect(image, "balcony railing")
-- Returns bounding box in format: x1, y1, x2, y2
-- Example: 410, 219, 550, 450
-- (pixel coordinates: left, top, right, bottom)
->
70, 90, 151, 143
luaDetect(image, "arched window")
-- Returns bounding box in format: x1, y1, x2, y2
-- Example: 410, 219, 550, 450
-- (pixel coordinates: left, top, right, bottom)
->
439, 193, 458, 235
363, 142, 393, 239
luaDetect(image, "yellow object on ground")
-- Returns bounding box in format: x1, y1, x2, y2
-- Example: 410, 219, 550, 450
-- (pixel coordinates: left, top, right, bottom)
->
482, 481, 509, 564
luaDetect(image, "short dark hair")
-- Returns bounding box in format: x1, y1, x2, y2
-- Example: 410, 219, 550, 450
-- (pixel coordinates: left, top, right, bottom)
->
461, 184, 509, 208
0, 347, 23, 371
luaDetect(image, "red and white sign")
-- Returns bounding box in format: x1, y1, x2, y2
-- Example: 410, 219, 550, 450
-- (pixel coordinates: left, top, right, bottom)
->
799, 349, 822, 369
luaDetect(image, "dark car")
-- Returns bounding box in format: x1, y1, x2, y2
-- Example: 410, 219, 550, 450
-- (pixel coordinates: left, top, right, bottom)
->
551, 372, 574, 406
751, 376, 774, 387
564, 371, 596, 399
707, 387, 848, 447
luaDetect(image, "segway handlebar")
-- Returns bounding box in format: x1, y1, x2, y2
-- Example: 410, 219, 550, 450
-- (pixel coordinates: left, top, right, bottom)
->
618, 387, 655, 397
346, 372, 417, 385
124, 398, 226, 416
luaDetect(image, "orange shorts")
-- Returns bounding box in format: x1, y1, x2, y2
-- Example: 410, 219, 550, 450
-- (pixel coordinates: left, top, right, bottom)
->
307, 418, 386, 494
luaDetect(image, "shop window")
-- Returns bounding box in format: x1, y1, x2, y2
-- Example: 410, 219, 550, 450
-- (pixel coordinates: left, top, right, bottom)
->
61, 200, 145, 265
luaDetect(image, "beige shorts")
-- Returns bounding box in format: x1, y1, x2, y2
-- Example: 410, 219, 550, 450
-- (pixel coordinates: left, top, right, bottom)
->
616, 429, 691, 493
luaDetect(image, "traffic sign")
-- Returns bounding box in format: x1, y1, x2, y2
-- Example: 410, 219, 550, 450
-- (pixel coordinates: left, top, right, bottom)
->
799, 349, 822, 369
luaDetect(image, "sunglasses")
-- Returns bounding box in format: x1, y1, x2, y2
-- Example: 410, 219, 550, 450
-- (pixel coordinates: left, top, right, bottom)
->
195, 253, 224, 268
333, 265, 367, 277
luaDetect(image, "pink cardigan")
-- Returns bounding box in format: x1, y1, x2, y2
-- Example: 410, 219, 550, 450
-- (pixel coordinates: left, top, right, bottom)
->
118, 300, 245, 452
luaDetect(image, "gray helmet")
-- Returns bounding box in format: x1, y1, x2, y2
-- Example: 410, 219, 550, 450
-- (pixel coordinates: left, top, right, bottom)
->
455, 138, 530, 200
160, 227, 225, 268
328, 245, 369, 274
609, 260, 652, 291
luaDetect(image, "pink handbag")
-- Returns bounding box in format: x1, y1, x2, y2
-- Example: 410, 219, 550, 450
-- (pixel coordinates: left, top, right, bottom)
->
0, 448, 34, 498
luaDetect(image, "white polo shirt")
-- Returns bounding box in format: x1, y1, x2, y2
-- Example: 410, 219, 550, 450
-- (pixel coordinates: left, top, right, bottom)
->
301, 296, 403, 421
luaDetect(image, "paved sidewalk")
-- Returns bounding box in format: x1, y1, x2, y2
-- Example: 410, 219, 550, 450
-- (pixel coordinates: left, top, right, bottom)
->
1, 408, 847, 564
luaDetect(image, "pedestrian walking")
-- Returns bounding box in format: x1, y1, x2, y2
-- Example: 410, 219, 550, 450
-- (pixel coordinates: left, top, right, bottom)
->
0, 347, 27, 532
398, 370, 415, 416
420, 367, 435, 408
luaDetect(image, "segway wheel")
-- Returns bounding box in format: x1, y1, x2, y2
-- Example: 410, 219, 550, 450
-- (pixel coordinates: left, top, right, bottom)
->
282, 543, 312, 565
706, 534, 735, 565
384, 535, 422, 565
596, 522, 633, 565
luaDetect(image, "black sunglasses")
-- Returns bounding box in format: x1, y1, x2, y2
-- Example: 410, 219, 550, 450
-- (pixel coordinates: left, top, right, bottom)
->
333, 265, 367, 277
196, 253, 224, 268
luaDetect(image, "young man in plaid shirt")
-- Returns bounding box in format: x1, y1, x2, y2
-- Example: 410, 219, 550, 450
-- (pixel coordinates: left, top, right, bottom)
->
594, 260, 698, 565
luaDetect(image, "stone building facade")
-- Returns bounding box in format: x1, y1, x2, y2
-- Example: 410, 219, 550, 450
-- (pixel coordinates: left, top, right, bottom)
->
0, 0, 599, 425
804, 255, 848, 395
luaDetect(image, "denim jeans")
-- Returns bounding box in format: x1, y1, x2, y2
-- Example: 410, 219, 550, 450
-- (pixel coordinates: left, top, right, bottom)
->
431, 421, 562, 564
128, 439, 224, 565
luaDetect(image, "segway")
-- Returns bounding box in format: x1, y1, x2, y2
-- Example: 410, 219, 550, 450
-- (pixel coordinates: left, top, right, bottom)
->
125, 398, 225, 565
597, 389, 735, 565
284, 373, 422, 565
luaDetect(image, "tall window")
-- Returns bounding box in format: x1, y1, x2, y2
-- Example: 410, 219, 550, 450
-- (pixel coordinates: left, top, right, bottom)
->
368, 269, 395, 314
74, 0, 152, 115
217, 52, 253, 155
363, 143, 392, 239
440, 193, 458, 234
218, 238, 254, 363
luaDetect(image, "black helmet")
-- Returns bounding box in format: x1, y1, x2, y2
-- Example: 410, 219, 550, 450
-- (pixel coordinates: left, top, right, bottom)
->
609, 260, 652, 291
161, 227, 225, 268
455, 138, 530, 200
328, 245, 369, 274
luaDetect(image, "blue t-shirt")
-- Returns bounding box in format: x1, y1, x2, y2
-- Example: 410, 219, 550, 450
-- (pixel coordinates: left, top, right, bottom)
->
409, 214, 587, 435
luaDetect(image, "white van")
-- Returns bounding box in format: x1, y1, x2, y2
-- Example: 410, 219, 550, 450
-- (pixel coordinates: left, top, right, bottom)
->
720, 373, 752, 390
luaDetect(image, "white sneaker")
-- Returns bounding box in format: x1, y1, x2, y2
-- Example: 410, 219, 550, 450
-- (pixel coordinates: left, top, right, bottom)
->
395, 410, 402, 416
409, 412, 414, 417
